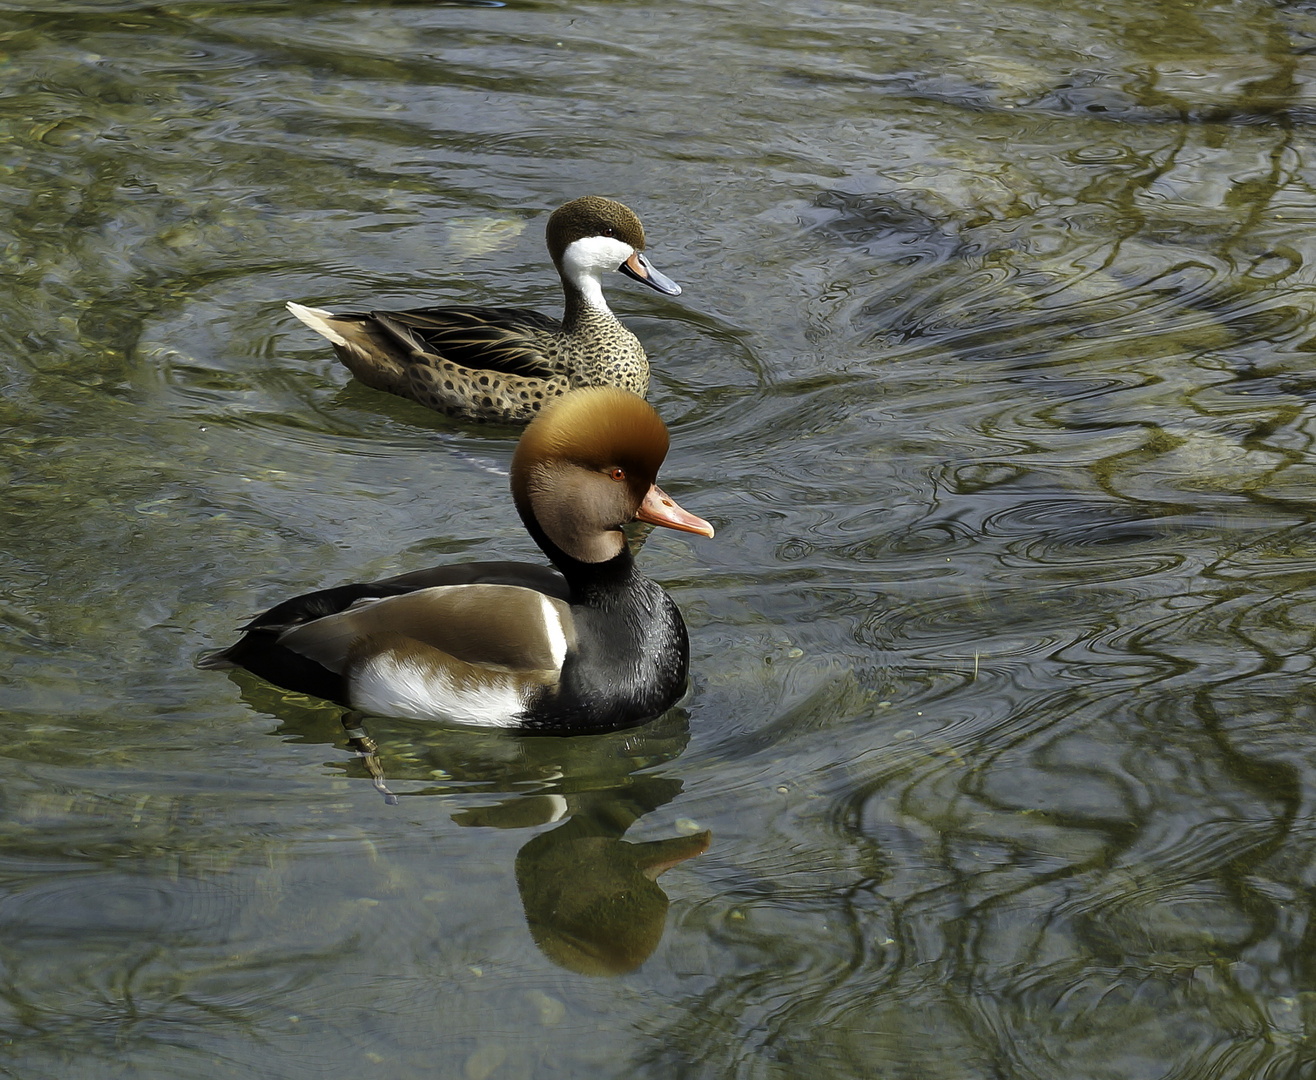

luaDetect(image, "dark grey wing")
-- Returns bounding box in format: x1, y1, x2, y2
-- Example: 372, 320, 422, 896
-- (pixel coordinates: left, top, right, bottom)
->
279, 584, 577, 675
377, 306, 563, 379
199, 560, 572, 703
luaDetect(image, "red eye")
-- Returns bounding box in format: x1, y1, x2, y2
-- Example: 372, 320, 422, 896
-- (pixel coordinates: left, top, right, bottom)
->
609, 467, 626, 481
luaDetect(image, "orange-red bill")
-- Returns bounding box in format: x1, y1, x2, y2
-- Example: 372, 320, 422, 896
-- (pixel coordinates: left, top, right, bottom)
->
635, 484, 714, 538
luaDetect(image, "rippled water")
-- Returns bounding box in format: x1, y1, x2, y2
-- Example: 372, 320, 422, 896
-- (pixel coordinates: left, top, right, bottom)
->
6, 0, 1316, 1076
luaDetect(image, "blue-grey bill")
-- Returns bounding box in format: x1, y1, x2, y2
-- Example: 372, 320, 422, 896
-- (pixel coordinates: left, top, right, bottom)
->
620, 252, 682, 296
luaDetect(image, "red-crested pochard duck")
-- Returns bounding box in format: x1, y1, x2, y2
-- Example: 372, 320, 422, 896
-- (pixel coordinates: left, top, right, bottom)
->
201, 387, 713, 732
286, 196, 682, 425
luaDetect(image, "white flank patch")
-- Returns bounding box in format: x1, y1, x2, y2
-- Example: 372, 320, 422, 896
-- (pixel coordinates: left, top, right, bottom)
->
538, 593, 569, 672
286, 301, 349, 346
349, 652, 524, 727
560, 235, 633, 312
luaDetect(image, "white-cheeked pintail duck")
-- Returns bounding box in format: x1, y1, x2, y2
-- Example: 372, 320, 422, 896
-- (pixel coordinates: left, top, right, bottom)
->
287, 196, 682, 424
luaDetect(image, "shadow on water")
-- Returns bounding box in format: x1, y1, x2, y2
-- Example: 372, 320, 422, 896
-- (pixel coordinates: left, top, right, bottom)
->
232, 672, 710, 977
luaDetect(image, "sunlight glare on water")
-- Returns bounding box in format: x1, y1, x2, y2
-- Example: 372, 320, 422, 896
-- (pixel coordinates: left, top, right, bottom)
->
4, 0, 1316, 1076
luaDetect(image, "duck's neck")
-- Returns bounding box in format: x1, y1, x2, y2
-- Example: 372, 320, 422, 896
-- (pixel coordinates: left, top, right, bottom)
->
524, 516, 640, 601
559, 547, 641, 605
559, 270, 620, 334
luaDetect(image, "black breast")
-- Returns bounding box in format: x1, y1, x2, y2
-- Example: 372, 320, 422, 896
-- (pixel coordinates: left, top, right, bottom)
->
524, 573, 690, 734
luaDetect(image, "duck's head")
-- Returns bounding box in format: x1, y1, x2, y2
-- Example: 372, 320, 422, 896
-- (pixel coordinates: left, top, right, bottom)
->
511, 387, 713, 566
547, 196, 682, 300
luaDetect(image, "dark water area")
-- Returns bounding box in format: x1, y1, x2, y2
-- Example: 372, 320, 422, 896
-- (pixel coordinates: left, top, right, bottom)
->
5, 0, 1316, 1076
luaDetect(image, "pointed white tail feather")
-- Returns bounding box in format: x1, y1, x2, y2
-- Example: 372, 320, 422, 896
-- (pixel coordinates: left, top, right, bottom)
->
286, 301, 349, 347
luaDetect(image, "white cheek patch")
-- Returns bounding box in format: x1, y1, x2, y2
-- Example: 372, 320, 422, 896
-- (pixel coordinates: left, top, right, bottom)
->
561, 235, 634, 312
348, 652, 526, 727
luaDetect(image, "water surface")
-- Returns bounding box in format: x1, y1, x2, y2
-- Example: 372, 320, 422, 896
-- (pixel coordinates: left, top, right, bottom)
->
5, 0, 1316, 1076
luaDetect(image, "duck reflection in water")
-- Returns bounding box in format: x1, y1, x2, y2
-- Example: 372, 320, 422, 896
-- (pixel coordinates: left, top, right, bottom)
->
234, 685, 710, 976
456, 771, 710, 977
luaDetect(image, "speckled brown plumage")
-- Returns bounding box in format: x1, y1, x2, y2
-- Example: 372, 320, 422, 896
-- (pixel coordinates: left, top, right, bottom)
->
287, 196, 681, 425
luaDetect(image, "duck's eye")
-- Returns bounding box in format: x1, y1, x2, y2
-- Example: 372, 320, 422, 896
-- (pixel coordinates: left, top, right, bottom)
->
609, 467, 626, 482
602, 227, 615, 237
